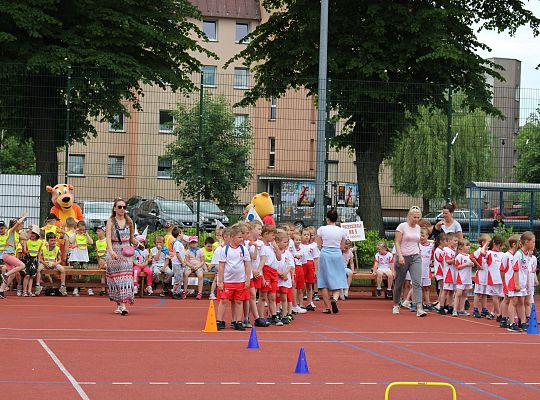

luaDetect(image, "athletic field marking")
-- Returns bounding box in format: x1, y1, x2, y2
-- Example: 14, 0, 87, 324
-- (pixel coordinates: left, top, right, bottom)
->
221, 382, 240, 385
185, 382, 204, 385
149, 382, 169, 385
112, 382, 132, 385
37, 339, 90, 400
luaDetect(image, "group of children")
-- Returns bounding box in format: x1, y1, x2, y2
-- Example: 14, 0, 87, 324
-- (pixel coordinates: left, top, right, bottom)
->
376, 225, 538, 333
0, 213, 101, 298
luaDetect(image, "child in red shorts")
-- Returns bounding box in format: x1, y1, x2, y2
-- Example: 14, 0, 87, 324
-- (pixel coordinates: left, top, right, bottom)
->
301, 228, 316, 310
275, 231, 295, 325
217, 224, 252, 331
258, 224, 281, 324
291, 232, 307, 314
248, 221, 270, 327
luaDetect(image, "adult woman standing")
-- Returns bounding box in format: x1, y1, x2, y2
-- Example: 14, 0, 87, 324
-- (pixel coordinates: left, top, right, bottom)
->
105, 198, 138, 315
393, 206, 426, 317
434, 203, 463, 239
316, 209, 347, 314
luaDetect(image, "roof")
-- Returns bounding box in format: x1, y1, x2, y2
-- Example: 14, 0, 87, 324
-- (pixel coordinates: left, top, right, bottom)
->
465, 181, 540, 192
190, 0, 261, 20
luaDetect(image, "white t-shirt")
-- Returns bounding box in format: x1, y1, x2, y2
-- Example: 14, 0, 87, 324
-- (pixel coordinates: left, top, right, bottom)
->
292, 246, 306, 266
374, 252, 393, 271
529, 255, 537, 289
316, 225, 346, 248
260, 243, 277, 269
151, 247, 169, 267
218, 244, 250, 283
134, 248, 149, 265
277, 250, 295, 288
455, 253, 472, 285
512, 249, 530, 290
441, 220, 462, 234
342, 249, 353, 268
473, 248, 488, 285
396, 222, 420, 256
249, 239, 264, 273
486, 250, 503, 285
288, 239, 295, 254
501, 251, 515, 288
419, 242, 434, 279
171, 240, 185, 267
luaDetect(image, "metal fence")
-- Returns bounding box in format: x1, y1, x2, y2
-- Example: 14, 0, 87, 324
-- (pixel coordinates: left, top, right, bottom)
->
1, 65, 540, 236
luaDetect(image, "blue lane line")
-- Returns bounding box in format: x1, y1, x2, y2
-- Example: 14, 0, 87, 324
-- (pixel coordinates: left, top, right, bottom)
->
301, 317, 540, 394
136, 298, 165, 312
297, 322, 508, 400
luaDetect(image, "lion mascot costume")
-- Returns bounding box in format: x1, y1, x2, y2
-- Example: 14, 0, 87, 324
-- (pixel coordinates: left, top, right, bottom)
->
247, 192, 276, 226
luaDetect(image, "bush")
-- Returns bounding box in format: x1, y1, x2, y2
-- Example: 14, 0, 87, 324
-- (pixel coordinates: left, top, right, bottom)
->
353, 230, 393, 269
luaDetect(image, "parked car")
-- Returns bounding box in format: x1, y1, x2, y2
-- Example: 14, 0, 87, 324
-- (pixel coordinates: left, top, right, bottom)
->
81, 201, 114, 231
126, 196, 147, 218
132, 198, 210, 232
185, 200, 230, 228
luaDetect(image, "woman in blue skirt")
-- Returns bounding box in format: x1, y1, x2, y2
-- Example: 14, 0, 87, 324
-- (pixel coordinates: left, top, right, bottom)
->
316, 209, 348, 314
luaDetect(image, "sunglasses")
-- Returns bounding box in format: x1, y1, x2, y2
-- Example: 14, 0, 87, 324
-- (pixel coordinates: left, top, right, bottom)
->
116, 205, 126, 209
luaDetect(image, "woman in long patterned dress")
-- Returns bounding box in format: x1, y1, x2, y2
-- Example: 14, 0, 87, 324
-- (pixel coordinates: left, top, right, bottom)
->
105, 198, 138, 315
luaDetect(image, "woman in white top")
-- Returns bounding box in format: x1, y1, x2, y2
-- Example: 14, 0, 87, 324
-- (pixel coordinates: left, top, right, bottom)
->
393, 206, 426, 317
316, 209, 347, 314
434, 203, 463, 239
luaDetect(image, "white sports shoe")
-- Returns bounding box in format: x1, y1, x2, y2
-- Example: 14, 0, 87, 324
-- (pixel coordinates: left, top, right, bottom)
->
114, 305, 122, 314
392, 305, 400, 314
292, 305, 307, 314
145, 286, 153, 295
73, 288, 79, 296
209, 293, 217, 300
402, 300, 412, 309
87, 288, 94, 296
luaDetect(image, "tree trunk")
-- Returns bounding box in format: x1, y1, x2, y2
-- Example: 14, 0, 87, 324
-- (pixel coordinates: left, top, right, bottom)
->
422, 196, 430, 216
354, 133, 385, 236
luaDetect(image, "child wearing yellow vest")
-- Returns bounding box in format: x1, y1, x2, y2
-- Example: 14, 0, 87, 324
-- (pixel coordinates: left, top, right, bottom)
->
41, 213, 61, 240
95, 225, 108, 295
0, 215, 27, 299
0, 221, 8, 271
21, 225, 43, 297
35, 232, 67, 296
62, 217, 77, 265
68, 221, 94, 296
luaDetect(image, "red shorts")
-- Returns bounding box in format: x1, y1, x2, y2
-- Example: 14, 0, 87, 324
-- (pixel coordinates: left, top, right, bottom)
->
250, 275, 262, 289
216, 288, 222, 301
260, 265, 278, 293
277, 286, 293, 302
303, 261, 315, 284
294, 265, 305, 289
221, 282, 250, 301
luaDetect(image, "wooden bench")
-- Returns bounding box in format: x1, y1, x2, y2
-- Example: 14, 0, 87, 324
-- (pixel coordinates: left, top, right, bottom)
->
350, 270, 438, 297
40, 267, 216, 297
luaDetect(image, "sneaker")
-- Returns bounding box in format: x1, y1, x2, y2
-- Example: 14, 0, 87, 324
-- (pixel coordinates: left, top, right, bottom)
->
496, 315, 503, 323
233, 321, 246, 331
73, 288, 79, 297
481, 308, 489, 317
243, 319, 252, 329
196, 292, 203, 300
114, 305, 122, 314
133, 286, 139, 295
100, 290, 106, 296
0, 291, 4, 299
520, 323, 529, 332
121, 305, 129, 316
447, 306, 454, 315
87, 288, 94, 296
292, 305, 307, 314
16, 289, 22, 297
416, 309, 427, 317
392, 305, 400, 314
499, 318, 508, 328
287, 314, 294, 322
305, 304, 316, 311
146, 286, 153, 296
385, 289, 393, 299
59, 285, 67, 296
254, 317, 270, 327
281, 317, 290, 325
507, 323, 521, 333
464, 299, 470, 310
209, 293, 217, 300
339, 292, 346, 301
486, 312, 495, 320
410, 305, 417, 312
303, 294, 307, 300
217, 321, 226, 330
313, 293, 320, 301
402, 300, 412, 309
376, 288, 382, 297
452, 311, 458, 317
458, 311, 469, 316
438, 307, 447, 315
181, 291, 187, 300
23, 291, 28, 297
330, 298, 339, 314
275, 318, 284, 326
473, 310, 481, 318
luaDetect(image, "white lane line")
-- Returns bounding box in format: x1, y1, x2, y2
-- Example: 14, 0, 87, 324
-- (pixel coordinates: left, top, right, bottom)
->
221, 382, 241, 385
185, 382, 205, 385
490, 383, 508, 385
79, 382, 96, 385
256, 382, 276, 385
149, 382, 169, 385
359, 383, 377, 385
524, 383, 540, 385
465, 383, 477, 385
37, 339, 90, 400
291, 382, 311, 385
325, 382, 344, 385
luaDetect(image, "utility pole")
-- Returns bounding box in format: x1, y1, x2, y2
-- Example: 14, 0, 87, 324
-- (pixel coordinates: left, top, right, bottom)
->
315, 0, 329, 226
196, 72, 203, 237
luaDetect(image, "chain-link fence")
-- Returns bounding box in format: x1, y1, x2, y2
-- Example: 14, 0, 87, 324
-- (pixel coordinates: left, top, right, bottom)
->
1, 65, 539, 237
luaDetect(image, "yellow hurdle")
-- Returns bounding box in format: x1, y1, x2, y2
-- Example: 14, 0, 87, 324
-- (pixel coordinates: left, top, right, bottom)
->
384, 381, 457, 400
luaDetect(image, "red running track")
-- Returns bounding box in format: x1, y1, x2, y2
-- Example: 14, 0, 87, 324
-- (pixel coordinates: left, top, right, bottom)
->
0, 294, 538, 400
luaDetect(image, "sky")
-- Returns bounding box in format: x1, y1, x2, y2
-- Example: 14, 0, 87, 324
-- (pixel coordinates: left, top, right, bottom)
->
474, 1, 540, 121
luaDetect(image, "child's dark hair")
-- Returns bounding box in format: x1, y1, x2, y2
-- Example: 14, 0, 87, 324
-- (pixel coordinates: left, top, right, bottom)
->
46, 232, 56, 241
77, 220, 87, 228
434, 232, 447, 248
204, 236, 215, 245
172, 227, 181, 238
488, 235, 504, 250
326, 208, 338, 222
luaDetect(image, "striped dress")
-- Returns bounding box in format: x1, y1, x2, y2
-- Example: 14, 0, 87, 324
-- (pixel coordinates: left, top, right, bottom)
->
106, 220, 134, 304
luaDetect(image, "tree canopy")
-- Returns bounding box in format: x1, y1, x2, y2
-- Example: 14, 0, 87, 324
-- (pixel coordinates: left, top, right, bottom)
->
515, 108, 540, 183
230, 0, 540, 233
166, 94, 253, 207
389, 98, 492, 211
0, 0, 214, 218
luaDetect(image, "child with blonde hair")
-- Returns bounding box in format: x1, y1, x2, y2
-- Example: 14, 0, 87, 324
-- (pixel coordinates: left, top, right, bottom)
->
419, 228, 434, 307
500, 234, 520, 328
373, 241, 394, 298
472, 234, 491, 318
452, 239, 474, 316
341, 239, 354, 300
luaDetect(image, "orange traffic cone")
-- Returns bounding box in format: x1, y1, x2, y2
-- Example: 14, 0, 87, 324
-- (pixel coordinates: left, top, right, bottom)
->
202, 300, 218, 332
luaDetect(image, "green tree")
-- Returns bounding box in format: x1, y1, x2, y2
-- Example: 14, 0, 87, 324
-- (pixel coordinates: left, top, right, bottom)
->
0, 134, 36, 174
166, 95, 253, 207
229, 0, 539, 234
0, 0, 214, 219
389, 100, 492, 212
515, 109, 540, 183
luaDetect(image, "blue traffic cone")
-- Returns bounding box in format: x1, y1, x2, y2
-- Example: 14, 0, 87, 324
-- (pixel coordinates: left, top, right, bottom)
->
527, 304, 538, 335
294, 347, 309, 374
247, 326, 259, 349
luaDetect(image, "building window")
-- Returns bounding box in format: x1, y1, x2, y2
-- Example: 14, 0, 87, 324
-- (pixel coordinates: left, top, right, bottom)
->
108, 156, 124, 177
270, 96, 277, 120
203, 20, 217, 41
234, 114, 249, 136
157, 157, 172, 178
266, 181, 276, 203
202, 65, 217, 87
159, 110, 175, 133
234, 67, 249, 89
68, 154, 85, 176
268, 137, 276, 168
235, 22, 249, 43
109, 114, 125, 132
